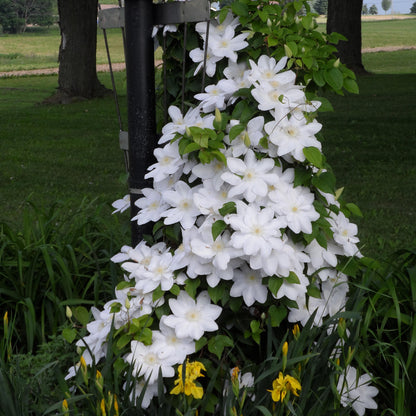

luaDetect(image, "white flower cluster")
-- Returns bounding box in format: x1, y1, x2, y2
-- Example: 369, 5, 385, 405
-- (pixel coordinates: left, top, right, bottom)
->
100, 12, 375, 413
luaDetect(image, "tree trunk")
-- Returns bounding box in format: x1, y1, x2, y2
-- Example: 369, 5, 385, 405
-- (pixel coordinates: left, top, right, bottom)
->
55, 0, 108, 100
327, 0, 367, 74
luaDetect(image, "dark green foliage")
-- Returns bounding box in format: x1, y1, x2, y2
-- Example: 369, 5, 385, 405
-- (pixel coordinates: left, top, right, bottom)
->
350, 246, 416, 415
0, 334, 77, 415
312, 0, 328, 15
381, 0, 392, 13
410, 2, 416, 13
0, 199, 128, 353
0, 0, 54, 33
158, 0, 357, 124
362, 4, 369, 14
369, 4, 378, 14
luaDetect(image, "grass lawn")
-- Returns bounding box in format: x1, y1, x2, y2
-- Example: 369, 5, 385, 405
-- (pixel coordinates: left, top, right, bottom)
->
0, 72, 128, 222
319, 72, 416, 256
1, 20, 415, 257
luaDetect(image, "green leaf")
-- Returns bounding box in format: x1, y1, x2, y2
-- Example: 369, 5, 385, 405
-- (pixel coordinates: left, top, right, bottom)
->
287, 41, 298, 56
303, 146, 323, 168
199, 149, 212, 164
110, 302, 122, 314
231, 1, 249, 16
258, 9, 268, 22
312, 171, 336, 194
293, 0, 303, 12
268, 305, 287, 327
178, 138, 191, 155
62, 328, 76, 343
229, 297, 242, 312
117, 333, 132, 349
194, 133, 209, 148
195, 336, 207, 352
313, 70, 326, 87
212, 150, 227, 164
185, 278, 200, 299
268, 276, 283, 295
315, 96, 334, 112
301, 14, 312, 30
307, 285, 322, 299
208, 335, 234, 359
250, 320, 260, 333
343, 77, 359, 94
324, 67, 344, 91
73, 306, 90, 326
218, 7, 228, 24
219, 201, 236, 216
116, 281, 134, 291
256, 405, 273, 416
346, 203, 363, 218
208, 284, 224, 304
152, 285, 164, 302
170, 284, 180, 296
229, 124, 246, 141
183, 142, 201, 154
284, 43, 293, 58
212, 220, 227, 241
303, 56, 314, 69
137, 327, 153, 345
294, 166, 311, 187
286, 272, 300, 284
268, 36, 280, 47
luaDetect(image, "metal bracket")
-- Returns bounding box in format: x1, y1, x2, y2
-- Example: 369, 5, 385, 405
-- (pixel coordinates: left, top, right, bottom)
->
98, 0, 210, 29
119, 130, 129, 150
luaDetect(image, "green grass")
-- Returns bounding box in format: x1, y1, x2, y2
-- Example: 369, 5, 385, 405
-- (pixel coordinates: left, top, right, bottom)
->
315, 18, 416, 48
361, 18, 416, 48
0, 18, 415, 72
0, 26, 126, 71
0, 73, 128, 223
0, 22, 415, 257
363, 49, 416, 74
319, 73, 416, 256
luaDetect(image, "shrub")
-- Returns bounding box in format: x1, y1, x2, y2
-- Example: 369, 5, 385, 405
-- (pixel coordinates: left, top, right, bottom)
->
63, 1, 381, 415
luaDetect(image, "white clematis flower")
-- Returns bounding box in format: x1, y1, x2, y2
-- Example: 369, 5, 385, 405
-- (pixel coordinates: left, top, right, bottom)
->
125, 340, 177, 384
132, 188, 169, 225
163, 291, 222, 340
222, 149, 278, 202
161, 181, 201, 229
230, 265, 268, 306
337, 366, 379, 416
208, 26, 249, 62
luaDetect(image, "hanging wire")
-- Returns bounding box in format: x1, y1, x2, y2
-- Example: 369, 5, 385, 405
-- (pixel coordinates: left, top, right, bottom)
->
99, 3, 123, 131
98, 2, 129, 172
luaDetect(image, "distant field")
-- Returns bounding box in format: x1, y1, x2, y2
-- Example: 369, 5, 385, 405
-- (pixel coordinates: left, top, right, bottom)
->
0, 17, 415, 72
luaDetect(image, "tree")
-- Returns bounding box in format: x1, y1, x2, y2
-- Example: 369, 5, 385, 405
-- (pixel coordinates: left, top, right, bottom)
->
410, 1, 416, 13
327, 0, 366, 73
369, 4, 378, 14
313, 0, 328, 15
50, 0, 108, 102
381, 0, 392, 13
0, 0, 53, 33
362, 4, 369, 14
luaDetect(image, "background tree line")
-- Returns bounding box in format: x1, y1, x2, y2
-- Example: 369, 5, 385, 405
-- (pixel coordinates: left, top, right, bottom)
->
0, 0, 55, 33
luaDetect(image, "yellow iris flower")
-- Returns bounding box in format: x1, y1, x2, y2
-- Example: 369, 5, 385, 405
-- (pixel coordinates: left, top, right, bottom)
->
170, 360, 206, 399
269, 372, 301, 402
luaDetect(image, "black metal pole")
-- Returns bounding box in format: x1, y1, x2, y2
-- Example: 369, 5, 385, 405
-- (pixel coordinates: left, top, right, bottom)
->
125, 0, 157, 246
